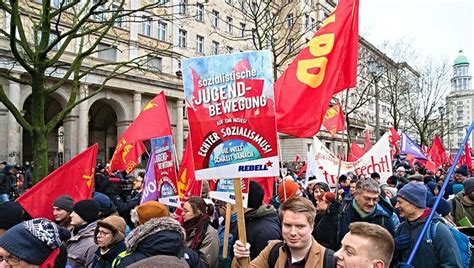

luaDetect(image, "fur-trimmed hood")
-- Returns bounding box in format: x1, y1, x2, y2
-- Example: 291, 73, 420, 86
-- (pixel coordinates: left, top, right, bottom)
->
125, 217, 186, 253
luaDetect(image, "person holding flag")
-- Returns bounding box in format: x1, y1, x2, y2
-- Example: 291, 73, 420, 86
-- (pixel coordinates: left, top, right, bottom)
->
109, 173, 145, 229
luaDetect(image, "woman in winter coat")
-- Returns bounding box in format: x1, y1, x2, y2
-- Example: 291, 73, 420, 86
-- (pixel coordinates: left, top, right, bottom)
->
92, 215, 127, 267
182, 196, 219, 268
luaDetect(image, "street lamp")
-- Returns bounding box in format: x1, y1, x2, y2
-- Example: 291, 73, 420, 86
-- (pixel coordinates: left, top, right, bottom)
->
438, 106, 445, 144
368, 60, 384, 140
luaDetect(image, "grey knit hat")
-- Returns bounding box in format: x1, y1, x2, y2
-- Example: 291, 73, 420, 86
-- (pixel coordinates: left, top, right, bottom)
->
52, 195, 74, 212
397, 182, 427, 209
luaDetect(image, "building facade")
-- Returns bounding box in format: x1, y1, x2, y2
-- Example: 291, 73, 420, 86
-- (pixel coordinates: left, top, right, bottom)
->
0, 0, 410, 168
446, 50, 473, 151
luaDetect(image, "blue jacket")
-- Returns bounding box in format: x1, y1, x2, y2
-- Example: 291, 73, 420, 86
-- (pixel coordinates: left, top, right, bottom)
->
337, 201, 395, 245
394, 214, 462, 267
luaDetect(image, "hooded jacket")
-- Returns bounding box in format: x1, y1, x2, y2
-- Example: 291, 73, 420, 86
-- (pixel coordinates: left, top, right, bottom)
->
337, 201, 395, 245
66, 222, 99, 267
115, 217, 204, 268
230, 204, 282, 260
451, 191, 474, 225
394, 214, 462, 267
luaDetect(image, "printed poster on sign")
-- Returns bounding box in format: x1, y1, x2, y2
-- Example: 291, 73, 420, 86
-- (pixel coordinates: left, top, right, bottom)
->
209, 178, 249, 208
308, 132, 392, 187
151, 136, 180, 207
182, 51, 280, 180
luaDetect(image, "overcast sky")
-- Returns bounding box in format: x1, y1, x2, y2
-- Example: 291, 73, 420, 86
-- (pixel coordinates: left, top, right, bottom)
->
359, 0, 473, 69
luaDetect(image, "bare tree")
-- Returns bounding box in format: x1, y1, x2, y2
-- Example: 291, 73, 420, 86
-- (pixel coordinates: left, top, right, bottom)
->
0, 0, 184, 183
216, 0, 320, 79
407, 58, 450, 146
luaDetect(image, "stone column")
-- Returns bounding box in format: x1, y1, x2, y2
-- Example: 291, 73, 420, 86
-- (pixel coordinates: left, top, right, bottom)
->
7, 73, 22, 164
78, 84, 89, 152
176, 99, 184, 161
133, 92, 142, 118
63, 114, 79, 161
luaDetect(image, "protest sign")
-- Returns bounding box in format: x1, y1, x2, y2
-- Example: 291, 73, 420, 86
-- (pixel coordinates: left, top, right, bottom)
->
182, 51, 279, 180
308, 132, 392, 186
209, 178, 249, 208
151, 136, 180, 207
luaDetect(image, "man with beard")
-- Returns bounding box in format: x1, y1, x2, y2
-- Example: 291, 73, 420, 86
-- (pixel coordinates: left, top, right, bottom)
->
451, 177, 474, 226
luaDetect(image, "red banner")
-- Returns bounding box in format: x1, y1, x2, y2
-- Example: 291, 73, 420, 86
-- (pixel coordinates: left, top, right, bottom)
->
274, 0, 359, 137
322, 103, 345, 136
109, 92, 172, 173
17, 144, 98, 220
348, 141, 365, 162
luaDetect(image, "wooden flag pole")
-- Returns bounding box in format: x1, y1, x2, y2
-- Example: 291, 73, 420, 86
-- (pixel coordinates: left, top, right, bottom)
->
222, 202, 232, 259
233, 178, 249, 267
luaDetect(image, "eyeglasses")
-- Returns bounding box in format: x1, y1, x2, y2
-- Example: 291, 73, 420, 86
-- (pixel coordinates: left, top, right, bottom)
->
0, 256, 22, 265
133, 179, 143, 183
97, 230, 112, 237
362, 195, 379, 203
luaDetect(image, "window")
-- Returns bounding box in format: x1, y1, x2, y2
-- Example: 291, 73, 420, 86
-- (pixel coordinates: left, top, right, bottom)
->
226, 16, 233, 33
111, 3, 122, 28
36, 30, 60, 50
287, 38, 295, 53
226, 46, 233, 54
158, 0, 169, 4
286, 13, 294, 28
311, 17, 316, 28
240, 23, 245, 37
196, 35, 204, 53
142, 17, 151, 37
212, 10, 219, 28
178, 0, 187, 14
147, 57, 162, 72
157, 21, 167, 41
178, 29, 187, 48
212, 41, 219, 55
92, 0, 105, 21
97, 43, 117, 61
304, 14, 309, 28
225, 0, 232, 4
196, 3, 204, 22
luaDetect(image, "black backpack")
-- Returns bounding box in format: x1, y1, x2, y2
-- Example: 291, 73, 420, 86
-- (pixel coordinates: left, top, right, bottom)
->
267, 241, 335, 268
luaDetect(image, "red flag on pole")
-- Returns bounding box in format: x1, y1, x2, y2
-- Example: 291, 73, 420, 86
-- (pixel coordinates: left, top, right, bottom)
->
465, 143, 472, 171
322, 103, 346, 136
175, 138, 202, 223
364, 130, 372, 151
274, 0, 359, 137
388, 127, 400, 146
348, 142, 365, 162
17, 144, 98, 220
109, 92, 172, 173
428, 135, 447, 167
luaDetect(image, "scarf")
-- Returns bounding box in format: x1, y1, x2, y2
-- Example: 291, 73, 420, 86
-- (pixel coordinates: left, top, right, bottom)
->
183, 214, 210, 250
352, 199, 375, 219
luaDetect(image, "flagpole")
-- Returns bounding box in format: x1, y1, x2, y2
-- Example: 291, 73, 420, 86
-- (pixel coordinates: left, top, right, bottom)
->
404, 121, 474, 266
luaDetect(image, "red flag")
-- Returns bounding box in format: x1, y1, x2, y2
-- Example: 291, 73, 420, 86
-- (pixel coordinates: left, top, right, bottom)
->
348, 142, 365, 162
364, 130, 372, 151
274, 0, 359, 137
17, 144, 98, 220
428, 135, 447, 167
389, 127, 400, 146
465, 143, 472, 171
295, 155, 302, 162
175, 138, 202, 222
109, 92, 172, 173
322, 103, 346, 136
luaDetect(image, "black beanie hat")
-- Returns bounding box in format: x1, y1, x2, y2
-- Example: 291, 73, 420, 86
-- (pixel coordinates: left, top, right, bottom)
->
52, 195, 74, 213
0, 202, 23, 230
247, 181, 264, 209
455, 165, 469, 177
73, 199, 100, 223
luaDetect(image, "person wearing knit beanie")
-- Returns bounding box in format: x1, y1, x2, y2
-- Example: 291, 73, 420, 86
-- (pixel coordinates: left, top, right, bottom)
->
52, 195, 74, 230
463, 177, 474, 194
93, 191, 117, 218
277, 179, 301, 202
92, 215, 127, 267
71, 199, 100, 225
136, 201, 169, 225
455, 165, 469, 182
247, 181, 264, 210
427, 197, 452, 217
67, 199, 101, 267
397, 182, 427, 209
0, 201, 23, 235
0, 219, 62, 265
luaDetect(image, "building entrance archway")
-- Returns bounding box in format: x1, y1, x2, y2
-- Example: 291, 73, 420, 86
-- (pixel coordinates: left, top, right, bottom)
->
89, 100, 117, 165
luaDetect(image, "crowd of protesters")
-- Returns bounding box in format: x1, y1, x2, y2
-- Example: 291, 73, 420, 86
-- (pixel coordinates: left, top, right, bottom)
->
0, 157, 474, 267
